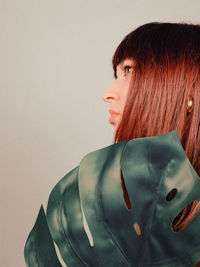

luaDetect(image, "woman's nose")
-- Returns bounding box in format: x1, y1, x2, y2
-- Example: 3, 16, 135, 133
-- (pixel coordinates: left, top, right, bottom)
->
102, 80, 119, 103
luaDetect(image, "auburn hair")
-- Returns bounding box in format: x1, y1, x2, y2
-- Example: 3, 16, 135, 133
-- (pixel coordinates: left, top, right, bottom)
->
113, 22, 200, 231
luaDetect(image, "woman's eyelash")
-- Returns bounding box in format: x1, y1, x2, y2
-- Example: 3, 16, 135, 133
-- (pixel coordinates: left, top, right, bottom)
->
122, 65, 134, 74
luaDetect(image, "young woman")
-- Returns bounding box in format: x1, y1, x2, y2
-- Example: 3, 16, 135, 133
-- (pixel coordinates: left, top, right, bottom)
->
24, 22, 200, 267
103, 22, 200, 233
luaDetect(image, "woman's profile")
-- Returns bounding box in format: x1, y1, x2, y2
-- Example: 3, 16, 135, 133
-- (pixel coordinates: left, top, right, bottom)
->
24, 22, 200, 267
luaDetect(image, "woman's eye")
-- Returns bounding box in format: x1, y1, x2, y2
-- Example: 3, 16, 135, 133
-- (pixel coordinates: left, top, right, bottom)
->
123, 65, 133, 76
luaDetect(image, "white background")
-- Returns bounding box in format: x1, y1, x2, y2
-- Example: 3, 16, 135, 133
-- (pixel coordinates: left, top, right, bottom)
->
1, 0, 200, 266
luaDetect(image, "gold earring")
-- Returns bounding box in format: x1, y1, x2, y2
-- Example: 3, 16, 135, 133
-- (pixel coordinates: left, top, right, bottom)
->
187, 96, 193, 114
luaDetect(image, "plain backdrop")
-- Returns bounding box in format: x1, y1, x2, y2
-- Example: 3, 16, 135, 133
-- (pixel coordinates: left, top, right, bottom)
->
1, 0, 200, 266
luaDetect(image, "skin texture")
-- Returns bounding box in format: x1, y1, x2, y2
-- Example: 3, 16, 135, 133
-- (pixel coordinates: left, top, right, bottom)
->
102, 58, 135, 133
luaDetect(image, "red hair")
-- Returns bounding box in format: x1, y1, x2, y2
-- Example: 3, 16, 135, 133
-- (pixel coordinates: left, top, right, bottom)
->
113, 22, 200, 231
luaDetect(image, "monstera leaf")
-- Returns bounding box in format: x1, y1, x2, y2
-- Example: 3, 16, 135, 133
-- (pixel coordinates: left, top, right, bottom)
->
24, 205, 62, 267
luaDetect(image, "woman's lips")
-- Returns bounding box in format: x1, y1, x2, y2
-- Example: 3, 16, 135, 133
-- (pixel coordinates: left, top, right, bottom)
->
109, 109, 120, 124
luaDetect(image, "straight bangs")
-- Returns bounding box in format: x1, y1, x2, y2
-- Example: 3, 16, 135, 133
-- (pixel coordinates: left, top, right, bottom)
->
112, 22, 200, 175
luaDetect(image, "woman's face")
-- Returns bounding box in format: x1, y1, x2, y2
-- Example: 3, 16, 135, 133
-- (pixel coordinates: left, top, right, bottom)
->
102, 58, 135, 131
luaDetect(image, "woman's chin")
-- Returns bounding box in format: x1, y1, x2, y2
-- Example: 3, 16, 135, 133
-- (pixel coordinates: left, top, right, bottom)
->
113, 119, 121, 136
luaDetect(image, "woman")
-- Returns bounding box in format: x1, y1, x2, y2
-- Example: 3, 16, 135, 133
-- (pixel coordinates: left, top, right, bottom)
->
24, 22, 200, 267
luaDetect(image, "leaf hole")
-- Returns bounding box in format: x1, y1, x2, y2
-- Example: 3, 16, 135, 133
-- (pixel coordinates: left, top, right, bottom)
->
80, 203, 94, 246
166, 188, 178, 201
172, 200, 200, 232
121, 170, 132, 210
133, 223, 141, 236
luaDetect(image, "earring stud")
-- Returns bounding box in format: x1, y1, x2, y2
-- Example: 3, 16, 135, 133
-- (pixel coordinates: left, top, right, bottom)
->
187, 96, 193, 113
